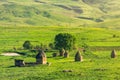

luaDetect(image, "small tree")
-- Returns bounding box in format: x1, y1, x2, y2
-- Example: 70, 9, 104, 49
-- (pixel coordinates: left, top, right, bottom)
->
49, 43, 54, 49
54, 33, 76, 50
23, 40, 32, 49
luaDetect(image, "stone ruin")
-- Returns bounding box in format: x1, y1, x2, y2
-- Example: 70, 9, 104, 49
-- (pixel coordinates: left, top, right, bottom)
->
52, 53, 58, 57
75, 51, 83, 62
59, 48, 65, 56
15, 50, 47, 67
36, 50, 47, 64
64, 50, 69, 58
15, 59, 25, 67
14, 48, 119, 67
111, 49, 116, 58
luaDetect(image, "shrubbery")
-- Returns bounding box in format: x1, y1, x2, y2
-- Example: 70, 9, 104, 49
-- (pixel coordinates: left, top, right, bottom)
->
23, 40, 32, 49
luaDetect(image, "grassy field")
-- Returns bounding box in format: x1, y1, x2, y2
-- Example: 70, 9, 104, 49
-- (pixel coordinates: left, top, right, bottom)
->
0, 0, 120, 80
0, 50, 120, 80
0, 26, 120, 80
1, 26, 120, 52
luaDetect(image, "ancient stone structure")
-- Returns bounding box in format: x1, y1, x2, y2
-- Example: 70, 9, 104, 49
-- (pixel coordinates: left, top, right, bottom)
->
59, 48, 65, 56
75, 51, 83, 62
15, 59, 25, 67
36, 50, 47, 64
52, 53, 58, 57
111, 49, 116, 58
64, 51, 69, 58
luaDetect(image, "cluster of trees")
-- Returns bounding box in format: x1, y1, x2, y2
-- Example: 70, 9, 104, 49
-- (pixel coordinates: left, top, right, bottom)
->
22, 33, 93, 57
23, 33, 76, 51
23, 41, 48, 50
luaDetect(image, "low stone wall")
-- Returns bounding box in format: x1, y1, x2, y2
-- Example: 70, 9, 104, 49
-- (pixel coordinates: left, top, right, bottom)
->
14, 59, 25, 67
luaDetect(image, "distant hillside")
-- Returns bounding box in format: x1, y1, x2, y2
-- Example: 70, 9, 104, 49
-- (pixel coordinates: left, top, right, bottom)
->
0, 0, 119, 28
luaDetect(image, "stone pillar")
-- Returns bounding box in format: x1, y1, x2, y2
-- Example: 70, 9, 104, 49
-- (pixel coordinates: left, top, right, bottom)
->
111, 49, 116, 58
75, 51, 83, 62
64, 51, 69, 58
36, 50, 47, 64
52, 53, 58, 57
59, 48, 65, 56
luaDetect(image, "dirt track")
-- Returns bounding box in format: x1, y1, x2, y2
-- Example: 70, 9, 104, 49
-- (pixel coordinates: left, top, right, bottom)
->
1, 53, 20, 56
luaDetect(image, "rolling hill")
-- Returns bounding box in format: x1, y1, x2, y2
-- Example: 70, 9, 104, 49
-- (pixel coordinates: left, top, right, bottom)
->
0, 0, 119, 28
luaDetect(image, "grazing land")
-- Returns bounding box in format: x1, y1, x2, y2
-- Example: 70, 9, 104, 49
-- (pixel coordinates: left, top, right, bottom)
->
0, 0, 119, 29
0, 0, 120, 80
0, 26, 120, 80
1, 26, 120, 52
1, 50, 120, 80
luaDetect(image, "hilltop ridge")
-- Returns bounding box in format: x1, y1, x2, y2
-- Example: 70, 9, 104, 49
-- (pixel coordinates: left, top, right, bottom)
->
0, 0, 119, 28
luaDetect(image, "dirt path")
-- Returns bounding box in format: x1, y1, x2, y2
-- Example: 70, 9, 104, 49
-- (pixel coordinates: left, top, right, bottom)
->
1, 53, 20, 56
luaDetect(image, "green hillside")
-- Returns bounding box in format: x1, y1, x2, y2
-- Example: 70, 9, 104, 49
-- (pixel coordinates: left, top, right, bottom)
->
0, 1, 120, 80
0, 0, 119, 28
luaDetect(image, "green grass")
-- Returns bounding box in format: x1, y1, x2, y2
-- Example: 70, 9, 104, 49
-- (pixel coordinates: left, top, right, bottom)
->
0, 0, 120, 79
0, 50, 120, 80
0, 26, 120, 80
0, 0, 119, 28
0, 26, 120, 52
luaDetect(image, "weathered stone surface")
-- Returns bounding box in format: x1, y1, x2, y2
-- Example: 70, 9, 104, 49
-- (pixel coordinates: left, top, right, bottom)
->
36, 50, 47, 64
52, 53, 58, 57
64, 51, 69, 58
15, 59, 25, 67
59, 48, 65, 56
111, 49, 116, 58
75, 51, 83, 62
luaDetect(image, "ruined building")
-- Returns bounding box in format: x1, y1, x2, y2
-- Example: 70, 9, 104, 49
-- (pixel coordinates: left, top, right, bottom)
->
75, 51, 83, 62
36, 50, 47, 64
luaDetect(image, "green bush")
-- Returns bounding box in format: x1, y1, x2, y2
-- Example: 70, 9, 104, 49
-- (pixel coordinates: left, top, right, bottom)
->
49, 43, 54, 49
42, 11, 51, 18
23, 40, 32, 49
